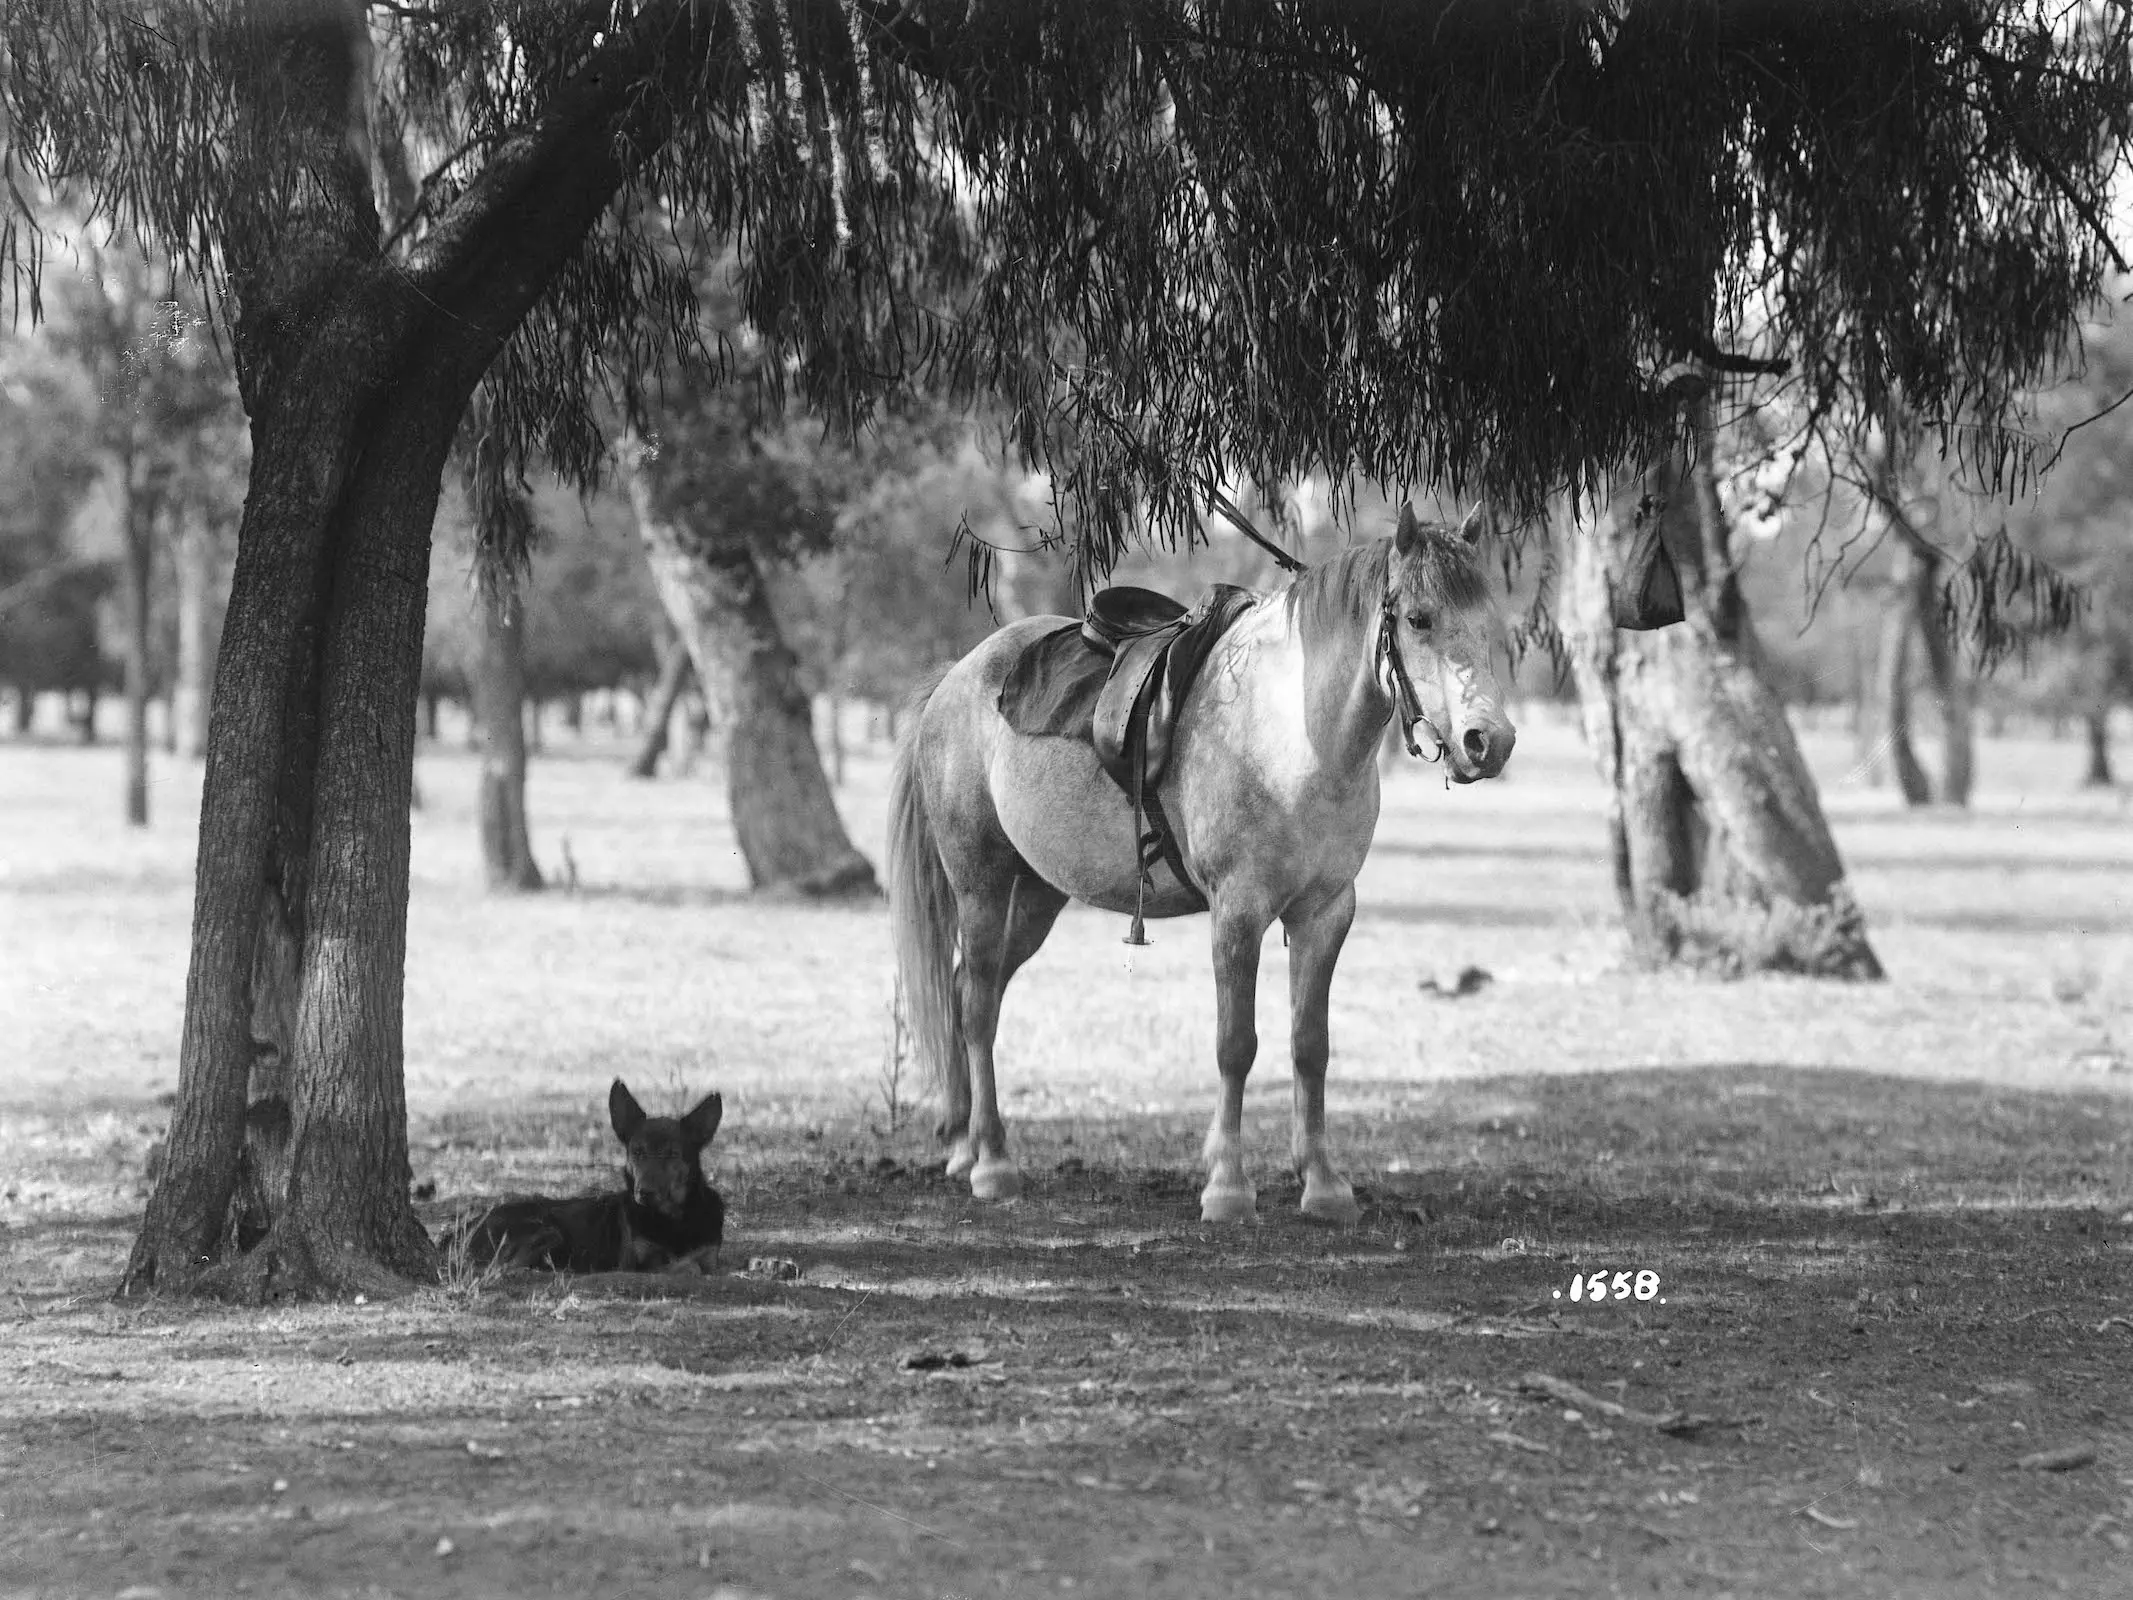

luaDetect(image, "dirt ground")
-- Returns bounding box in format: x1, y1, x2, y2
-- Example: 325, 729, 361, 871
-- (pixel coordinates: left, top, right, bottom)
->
3, 712, 2131, 1599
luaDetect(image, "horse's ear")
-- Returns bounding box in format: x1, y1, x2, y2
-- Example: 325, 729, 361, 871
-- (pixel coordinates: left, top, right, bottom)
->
1457, 504, 1485, 546
1394, 501, 1421, 553
609, 1079, 646, 1144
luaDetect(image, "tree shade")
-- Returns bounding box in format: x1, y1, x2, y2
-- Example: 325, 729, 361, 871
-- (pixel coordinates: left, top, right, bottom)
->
6, 2, 2127, 585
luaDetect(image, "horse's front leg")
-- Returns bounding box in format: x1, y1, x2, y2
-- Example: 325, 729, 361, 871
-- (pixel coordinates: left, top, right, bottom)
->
1201, 904, 1269, 1224
1285, 883, 1361, 1225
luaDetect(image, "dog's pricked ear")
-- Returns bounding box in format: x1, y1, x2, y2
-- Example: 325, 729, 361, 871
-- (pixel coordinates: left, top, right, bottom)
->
680, 1091, 723, 1150
609, 1079, 647, 1144
1394, 501, 1421, 554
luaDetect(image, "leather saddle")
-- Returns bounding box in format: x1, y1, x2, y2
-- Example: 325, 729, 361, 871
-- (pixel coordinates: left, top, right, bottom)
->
997, 583, 1255, 922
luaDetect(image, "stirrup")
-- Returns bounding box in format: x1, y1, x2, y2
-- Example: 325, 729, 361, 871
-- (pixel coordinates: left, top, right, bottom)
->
1125, 740, 1152, 946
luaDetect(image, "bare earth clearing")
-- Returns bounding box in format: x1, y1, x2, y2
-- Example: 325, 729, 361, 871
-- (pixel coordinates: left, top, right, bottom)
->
3, 713, 2131, 1600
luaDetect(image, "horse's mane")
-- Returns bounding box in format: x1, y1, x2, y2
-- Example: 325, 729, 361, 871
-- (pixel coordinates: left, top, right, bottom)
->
1282, 531, 1491, 642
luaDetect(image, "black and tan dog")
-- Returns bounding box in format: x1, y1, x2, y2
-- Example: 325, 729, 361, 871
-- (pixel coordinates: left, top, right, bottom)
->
457, 1080, 725, 1274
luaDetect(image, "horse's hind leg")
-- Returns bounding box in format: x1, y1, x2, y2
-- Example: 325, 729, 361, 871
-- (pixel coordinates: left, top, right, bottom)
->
952, 868, 1067, 1199
1284, 883, 1361, 1225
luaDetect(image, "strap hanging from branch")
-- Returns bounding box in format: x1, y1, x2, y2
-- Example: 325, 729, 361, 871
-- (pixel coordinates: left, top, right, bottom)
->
1205, 485, 1306, 574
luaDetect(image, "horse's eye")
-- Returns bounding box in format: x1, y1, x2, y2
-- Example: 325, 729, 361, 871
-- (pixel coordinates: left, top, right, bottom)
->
1407, 611, 1434, 633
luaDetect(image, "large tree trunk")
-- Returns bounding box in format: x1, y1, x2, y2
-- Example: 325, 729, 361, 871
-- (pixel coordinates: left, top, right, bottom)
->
1560, 392, 1881, 979
622, 449, 879, 898
124, 0, 702, 1299
629, 630, 692, 778
473, 578, 543, 891
173, 508, 217, 760
118, 457, 157, 827
2085, 709, 2115, 787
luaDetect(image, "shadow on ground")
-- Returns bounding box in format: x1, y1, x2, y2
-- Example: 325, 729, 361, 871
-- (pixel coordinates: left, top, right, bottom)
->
4, 1066, 2130, 1600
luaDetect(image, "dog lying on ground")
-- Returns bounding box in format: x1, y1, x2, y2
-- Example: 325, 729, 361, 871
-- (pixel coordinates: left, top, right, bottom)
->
455, 1080, 725, 1274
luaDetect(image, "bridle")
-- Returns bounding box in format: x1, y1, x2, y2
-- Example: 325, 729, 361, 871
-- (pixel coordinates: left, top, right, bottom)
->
1376, 582, 1447, 764
1202, 487, 1454, 766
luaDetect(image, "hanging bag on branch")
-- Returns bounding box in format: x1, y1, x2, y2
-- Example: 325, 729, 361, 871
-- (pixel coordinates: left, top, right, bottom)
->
1611, 496, 1687, 631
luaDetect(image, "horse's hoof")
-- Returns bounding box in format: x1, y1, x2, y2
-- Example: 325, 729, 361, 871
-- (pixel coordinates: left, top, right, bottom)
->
944, 1138, 978, 1180
1300, 1183, 1361, 1226
969, 1158, 1022, 1201
1199, 1183, 1258, 1225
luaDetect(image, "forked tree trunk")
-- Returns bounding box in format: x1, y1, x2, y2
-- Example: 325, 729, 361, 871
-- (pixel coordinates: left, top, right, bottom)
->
173, 509, 216, 760
124, 0, 701, 1300
629, 630, 691, 778
2086, 709, 2115, 787
473, 578, 543, 891
1560, 393, 1881, 979
621, 450, 879, 898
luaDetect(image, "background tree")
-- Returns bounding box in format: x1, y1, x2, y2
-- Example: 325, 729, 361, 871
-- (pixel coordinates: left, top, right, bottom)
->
620, 386, 880, 897
0, 329, 106, 733
2003, 301, 2133, 784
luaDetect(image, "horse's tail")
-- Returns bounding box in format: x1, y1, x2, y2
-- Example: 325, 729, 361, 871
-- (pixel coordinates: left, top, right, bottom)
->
887, 668, 963, 1111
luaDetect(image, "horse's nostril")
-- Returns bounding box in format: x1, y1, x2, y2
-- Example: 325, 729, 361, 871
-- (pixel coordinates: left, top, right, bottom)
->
1462, 727, 1490, 764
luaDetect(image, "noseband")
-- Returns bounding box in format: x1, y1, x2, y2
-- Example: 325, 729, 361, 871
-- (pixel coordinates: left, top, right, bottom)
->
1376, 584, 1447, 764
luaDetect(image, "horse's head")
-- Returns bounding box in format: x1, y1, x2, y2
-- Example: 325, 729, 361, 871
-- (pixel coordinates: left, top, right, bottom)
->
1384, 503, 1516, 783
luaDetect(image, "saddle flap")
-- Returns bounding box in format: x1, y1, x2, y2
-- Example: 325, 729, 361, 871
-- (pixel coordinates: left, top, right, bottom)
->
1091, 630, 1175, 785
1083, 585, 1190, 653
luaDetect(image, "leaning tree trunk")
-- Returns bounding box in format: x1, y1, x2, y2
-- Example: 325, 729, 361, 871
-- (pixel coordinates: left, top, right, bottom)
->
472, 576, 543, 891
629, 632, 691, 777
124, 0, 703, 1300
1879, 540, 1973, 806
621, 450, 878, 897
1560, 393, 1881, 979
2086, 708, 2115, 787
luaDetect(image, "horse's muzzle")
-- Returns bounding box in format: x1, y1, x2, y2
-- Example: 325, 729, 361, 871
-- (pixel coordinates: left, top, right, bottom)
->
1449, 720, 1516, 783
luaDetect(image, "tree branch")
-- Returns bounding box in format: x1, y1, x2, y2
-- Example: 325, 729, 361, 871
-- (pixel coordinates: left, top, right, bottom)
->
403, 0, 728, 375
1960, 26, 2130, 275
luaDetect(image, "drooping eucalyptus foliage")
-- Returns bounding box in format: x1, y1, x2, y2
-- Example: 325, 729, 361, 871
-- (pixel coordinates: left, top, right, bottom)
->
5, 1, 2128, 604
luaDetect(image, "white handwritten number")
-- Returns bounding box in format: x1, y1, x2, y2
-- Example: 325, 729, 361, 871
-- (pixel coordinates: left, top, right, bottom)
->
1634, 1270, 1659, 1301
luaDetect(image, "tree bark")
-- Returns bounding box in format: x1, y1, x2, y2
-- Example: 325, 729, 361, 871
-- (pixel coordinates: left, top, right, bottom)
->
173, 508, 217, 760
622, 449, 879, 897
1911, 553, 1974, 807
473, 578, 543, 891
629, 629, 691, 778
9, 688, 29, 735
1560, 391, 1881, 979
125, 0, 713, 1298
74, 685, 97, 743
2085, 708, 2115, 787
